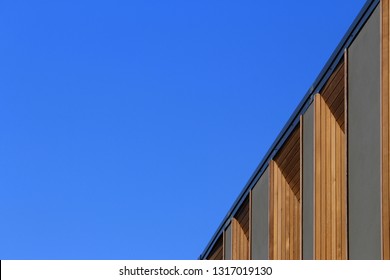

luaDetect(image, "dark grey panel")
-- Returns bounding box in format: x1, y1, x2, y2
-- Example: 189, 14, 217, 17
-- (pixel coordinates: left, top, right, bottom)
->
302, 103, 314, 260
348, 5, 381, 260
224, 223, 232, 260
251, 167, 269, 260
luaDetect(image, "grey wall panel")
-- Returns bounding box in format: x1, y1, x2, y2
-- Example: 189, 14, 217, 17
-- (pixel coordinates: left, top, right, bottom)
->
224, 223, 232, 260
348, 5, 381, 260
303, 103, 314, 260
251, 167, 269, 260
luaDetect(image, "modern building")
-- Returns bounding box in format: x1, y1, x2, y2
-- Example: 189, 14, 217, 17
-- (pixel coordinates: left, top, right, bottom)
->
200, 0, 390, 260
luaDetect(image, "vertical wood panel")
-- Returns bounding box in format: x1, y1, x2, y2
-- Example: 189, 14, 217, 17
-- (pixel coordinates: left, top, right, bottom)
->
326, 102, 331, 259
277, 162, 282, 259
294, 191, 298, 257
300, 115, 304, 260
232, 196, 250, 260
286, 169, 291, 258
281, 166, 286, 259
269, 163, 274, 259
273, 162, 278, 258
313, 60, 347, 259
336, 115, 342, 259
331, 108, 336, 260
320, 96, 326, 259
289, 180, 293, 259
222, 230, 225, 260
206, 235, 223, 260
314, 94, 320, 259
249, 191, 252, 259
269, 125, 301, 259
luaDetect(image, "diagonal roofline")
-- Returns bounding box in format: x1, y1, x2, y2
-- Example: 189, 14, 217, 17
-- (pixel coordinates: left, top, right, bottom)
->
199, 0, 380, 260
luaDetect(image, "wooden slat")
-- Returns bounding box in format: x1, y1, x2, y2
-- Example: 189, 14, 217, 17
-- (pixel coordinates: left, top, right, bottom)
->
290, 175, 300, 196
322, 62, 344, 101
325, 78, 344, 107
270, 123, 301, 260
206, 235, 223, 260
273, 161, 278, 259
232, 219, 237, 259
275, 129, 299, 161
277, 139, 300, 173
333, 100, 345, 130
232, 196, 250, 260
341, 123, 347, 259
314, 94, 320, 260
277, 139, 300, 170
249, 191, 252, 259
331, 111, 337, 259
269, 162, 274, 259
336, 115, 342, 259
281, 149, 300, 180
277, 161, 282, 259
320, 96, 326, 259
322, 61, 345, 133
329, 93, 344, 124
298, 188, 301, 258
290, 178, 294, 259
222, 230, 225, 260
300, 115, 303, 260
288, 178, 300, 196
313, 59, 347, 259
286, 175, 291, 258
325, 101, 330, 259
325, 79, 344, 113
285, 161, 300, 187
281, 173, 286, 259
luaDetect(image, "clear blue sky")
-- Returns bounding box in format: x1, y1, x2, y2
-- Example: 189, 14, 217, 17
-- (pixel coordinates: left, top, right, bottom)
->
0, 0, 367, 259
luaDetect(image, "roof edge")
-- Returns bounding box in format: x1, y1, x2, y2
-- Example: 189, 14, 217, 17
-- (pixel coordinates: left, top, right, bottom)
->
199, 0, 380, 260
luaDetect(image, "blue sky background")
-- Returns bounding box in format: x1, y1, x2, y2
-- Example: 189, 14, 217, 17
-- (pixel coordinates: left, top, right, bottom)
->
0, 0, 367, 259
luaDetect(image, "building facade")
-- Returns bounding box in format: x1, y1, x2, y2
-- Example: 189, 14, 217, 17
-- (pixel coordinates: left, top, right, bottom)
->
200, 0, 390, 260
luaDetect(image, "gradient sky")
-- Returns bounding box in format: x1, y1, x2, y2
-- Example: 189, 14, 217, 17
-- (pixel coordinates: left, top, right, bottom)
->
0, 0, 367, 259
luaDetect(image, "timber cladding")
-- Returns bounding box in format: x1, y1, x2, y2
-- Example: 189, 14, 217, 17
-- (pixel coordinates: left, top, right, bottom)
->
232, 196, 250, 260
320, 62, 345, 132
201, 0, 390, 261
269, 126, 301, 260
314, 60, 347, 260
382, 0, 390, 260
206, 235, 223, 260
314, 63, 347, 260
